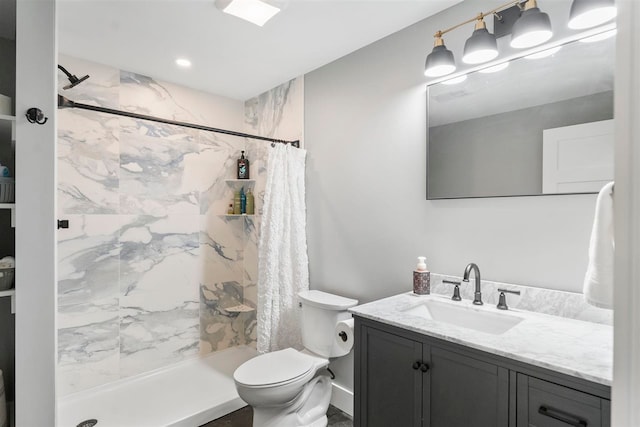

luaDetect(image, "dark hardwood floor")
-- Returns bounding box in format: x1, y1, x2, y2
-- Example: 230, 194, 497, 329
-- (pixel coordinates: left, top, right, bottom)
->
201, 405, 352, 427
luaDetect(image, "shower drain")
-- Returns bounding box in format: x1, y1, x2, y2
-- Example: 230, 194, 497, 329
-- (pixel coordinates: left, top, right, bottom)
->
76, 419, 98, 427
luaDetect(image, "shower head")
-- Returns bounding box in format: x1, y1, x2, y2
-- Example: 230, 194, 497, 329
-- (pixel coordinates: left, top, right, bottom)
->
63, 74, 90, 90
58, 64, 90, 90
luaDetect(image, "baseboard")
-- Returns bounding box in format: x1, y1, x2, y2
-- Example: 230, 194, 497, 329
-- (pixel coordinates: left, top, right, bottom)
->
330, 382, 353, 417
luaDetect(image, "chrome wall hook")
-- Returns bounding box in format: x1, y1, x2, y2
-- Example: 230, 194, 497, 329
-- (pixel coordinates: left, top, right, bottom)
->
26, 108, 48, 125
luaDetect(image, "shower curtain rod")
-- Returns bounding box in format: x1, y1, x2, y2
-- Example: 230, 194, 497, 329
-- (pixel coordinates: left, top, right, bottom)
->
57, 95, 300, 147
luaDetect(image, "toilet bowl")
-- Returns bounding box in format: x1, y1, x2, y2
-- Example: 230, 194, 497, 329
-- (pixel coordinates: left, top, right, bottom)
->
234, 348, 329, 407
233, 290, 358, 427
234, 348, 331, 426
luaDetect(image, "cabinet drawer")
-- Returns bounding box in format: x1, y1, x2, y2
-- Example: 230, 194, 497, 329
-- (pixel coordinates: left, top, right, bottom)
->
520, 375, 607, 427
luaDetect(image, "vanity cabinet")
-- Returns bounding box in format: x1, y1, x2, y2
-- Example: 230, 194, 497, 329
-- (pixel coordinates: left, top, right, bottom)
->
354, 317, 610, 427
356, 320, 508, 427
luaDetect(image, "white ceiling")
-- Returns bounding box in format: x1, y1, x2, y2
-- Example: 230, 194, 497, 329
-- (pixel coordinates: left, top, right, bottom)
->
57, 0, 460, 101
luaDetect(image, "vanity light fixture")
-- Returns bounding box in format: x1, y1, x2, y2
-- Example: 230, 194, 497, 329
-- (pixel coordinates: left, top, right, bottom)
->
424, 0, 617, 78
215, 0, 281, 27
424, 34, 457, 77
425, 0, 554, 78
509, 0, 553, 48
462, 17, 499, 64
568, 0, 617, 30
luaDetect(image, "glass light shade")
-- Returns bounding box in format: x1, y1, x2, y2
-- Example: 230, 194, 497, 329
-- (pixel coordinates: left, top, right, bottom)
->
510, 7, 553, 49
462, 27, 499, 64
425, 45, 456, 77
568, 0, 617, 29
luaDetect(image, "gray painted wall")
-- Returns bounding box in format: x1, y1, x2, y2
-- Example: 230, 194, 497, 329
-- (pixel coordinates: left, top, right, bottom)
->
304, 0, 601, 392
428, 91, 614, 198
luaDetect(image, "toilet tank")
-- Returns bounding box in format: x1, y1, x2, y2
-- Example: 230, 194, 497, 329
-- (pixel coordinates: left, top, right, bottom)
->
298, 290, 358, 358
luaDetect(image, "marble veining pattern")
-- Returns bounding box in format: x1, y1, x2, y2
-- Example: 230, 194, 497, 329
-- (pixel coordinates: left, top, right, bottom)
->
57, 299, 120, 395
57, 215, 120, 307
430, 273, 613, 325
57, 55, 304, 395
58, 54, 120, 215
350, 292, 613, 385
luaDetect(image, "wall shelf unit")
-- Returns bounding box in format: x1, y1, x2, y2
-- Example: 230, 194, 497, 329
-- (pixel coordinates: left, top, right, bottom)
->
224, 179, 256, 216
0, 289, 16, 314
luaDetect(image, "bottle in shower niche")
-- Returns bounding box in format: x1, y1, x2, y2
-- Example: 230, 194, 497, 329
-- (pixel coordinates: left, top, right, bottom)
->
246, 189, 255, 215
240, 187, 247, 214
233, 190, 242, 215
237, 151, 250, 179
413, 256, 430, 295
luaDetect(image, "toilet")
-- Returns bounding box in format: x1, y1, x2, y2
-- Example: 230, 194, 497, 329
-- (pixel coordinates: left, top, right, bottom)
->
233, 290, 358, 427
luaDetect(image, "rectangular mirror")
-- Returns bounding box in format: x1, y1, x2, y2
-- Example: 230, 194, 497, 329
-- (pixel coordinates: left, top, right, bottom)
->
427, 31, 615, 199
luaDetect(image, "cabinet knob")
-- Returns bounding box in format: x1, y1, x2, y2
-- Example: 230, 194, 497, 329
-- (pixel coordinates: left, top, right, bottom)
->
420, 363, 430, 372
412, 361, 421, 370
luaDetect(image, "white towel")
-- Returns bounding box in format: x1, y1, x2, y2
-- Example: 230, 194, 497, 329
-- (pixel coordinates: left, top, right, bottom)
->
583, 181, 615, 309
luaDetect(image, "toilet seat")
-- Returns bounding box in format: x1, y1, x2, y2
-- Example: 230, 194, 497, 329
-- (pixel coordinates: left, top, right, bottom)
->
234, 348, 316, 388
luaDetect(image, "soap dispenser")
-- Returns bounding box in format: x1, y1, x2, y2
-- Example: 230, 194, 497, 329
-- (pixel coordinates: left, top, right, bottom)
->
237, 151, 250, 179
413, 256, 430, 295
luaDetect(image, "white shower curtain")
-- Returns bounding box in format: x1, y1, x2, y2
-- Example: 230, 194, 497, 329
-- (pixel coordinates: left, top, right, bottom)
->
257, 143, 309, 353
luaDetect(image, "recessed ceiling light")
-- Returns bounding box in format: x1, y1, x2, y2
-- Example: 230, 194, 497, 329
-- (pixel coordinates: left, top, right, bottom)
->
524, 46, 562, 60
216, 0, 281, 27
175, 58, 192, 68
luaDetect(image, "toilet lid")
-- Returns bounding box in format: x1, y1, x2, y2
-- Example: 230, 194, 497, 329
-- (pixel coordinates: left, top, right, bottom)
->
234, 348, 314, 387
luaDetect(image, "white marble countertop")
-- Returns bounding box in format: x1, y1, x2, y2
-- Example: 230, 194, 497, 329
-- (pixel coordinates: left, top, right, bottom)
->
350, 292, 613, 386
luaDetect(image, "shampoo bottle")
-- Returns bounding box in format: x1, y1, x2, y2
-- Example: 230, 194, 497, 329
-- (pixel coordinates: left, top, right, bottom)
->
240, 187, 247, 214
246, 188, 255, 215
413, 256, 430, 295
233, 190, 242, 215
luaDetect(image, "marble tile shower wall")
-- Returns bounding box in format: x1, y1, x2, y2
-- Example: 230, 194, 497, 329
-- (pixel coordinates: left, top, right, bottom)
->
56, 56, 304, 395
243, 77, 305, 312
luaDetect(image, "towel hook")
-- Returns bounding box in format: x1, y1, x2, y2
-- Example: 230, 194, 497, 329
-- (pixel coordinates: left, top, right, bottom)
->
26, 107, 48, 125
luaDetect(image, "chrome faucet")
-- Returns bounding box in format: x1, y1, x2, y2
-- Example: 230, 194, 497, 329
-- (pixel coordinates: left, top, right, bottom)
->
463, 263, 482, 305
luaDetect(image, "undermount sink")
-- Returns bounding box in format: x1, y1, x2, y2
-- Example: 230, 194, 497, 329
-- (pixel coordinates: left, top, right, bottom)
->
403, 298, 524, 335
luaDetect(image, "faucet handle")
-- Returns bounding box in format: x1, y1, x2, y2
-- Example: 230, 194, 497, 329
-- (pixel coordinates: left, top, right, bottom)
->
496, 288, 521, 310
443, 279, 462, 301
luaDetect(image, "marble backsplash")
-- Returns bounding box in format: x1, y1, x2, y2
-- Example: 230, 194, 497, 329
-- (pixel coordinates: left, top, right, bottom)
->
57, 53, 304, 395
430, 273, 612, 325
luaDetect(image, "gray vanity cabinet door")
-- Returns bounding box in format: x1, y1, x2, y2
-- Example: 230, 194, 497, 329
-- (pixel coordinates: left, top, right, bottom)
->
357, 325, 423, 427
426, 347, 509, 427
517, 374, 606, 427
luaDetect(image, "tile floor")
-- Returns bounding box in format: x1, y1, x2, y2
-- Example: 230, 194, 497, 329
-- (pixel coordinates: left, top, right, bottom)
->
201, 405, 353, 427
